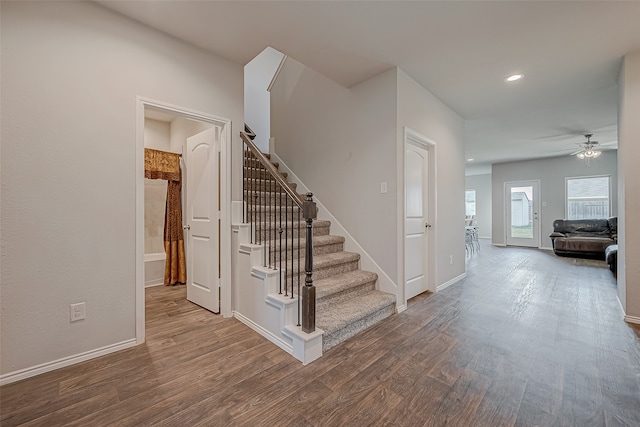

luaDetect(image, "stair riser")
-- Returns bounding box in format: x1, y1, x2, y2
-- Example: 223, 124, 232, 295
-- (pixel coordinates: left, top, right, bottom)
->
244, 179, 296, 193
244, 151, 271, 159
317, 281, 377, 311
246, 192, 304, 205
267, 241, 344, 263
322, 303, 395, 352
248, 208, 302, 223
253, 223, 330, 239
243, 158, 279, 169
283, 259, 359, 281
244, 168, 288, 181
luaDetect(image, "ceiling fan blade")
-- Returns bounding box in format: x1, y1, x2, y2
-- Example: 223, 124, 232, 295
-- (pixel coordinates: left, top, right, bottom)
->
599, 141, 618, 147
570, 148, 584, 156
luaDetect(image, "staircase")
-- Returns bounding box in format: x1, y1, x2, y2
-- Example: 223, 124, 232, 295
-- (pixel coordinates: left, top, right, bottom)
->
244, 153, 396, 352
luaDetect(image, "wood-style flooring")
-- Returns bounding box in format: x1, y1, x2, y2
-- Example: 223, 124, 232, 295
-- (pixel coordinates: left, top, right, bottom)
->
2, 241, 639, 426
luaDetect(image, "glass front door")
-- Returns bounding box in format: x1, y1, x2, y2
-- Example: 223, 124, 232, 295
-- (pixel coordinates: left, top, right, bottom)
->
506, 181, 540, 248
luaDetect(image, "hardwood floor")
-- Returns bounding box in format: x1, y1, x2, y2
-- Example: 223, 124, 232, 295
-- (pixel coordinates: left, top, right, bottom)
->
2, 241, 639, 426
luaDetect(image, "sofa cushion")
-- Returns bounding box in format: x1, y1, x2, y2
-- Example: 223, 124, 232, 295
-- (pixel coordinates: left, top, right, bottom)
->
552, 219, 610, 234
605, 244, 618, 274
554, 236, 614, 253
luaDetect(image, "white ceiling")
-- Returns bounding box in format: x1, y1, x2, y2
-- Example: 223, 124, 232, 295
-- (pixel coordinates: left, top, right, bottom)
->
97, 1, 640, 173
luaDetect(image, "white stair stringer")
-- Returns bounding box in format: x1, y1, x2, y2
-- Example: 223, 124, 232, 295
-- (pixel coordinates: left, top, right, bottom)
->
232, 228, 323, 365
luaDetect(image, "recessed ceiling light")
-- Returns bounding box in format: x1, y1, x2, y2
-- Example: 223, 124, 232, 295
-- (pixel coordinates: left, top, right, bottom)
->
466, 158, 474, 162
505, 74, 524, 82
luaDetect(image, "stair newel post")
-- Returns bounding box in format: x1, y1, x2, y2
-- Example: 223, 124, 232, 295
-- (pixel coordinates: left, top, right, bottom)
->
302, 192, 317, 333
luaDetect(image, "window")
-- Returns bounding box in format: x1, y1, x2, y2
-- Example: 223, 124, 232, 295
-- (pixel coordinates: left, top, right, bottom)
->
465, 190, 476, 216
566, 176, 610, 220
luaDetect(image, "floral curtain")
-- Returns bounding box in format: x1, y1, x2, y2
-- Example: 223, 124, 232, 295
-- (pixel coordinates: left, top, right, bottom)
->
144, 148, 186, 285
144, 148, 181, 181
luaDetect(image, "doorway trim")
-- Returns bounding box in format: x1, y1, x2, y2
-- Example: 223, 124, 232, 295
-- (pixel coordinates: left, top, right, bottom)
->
136, 97, 232, 344
399, 127, 437, 309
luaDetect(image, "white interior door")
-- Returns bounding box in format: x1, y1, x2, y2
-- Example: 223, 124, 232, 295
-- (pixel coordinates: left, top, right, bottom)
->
505, 180, 540, 248
405, 142, 431, 300
185, 127, 220, 313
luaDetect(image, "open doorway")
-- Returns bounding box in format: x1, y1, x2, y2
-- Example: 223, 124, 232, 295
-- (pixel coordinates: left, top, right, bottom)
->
136, 98, 232, 344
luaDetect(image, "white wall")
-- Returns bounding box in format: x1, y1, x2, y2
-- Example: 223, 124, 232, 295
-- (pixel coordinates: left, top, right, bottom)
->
144, 118, 171, 255
169, 116, 214, 154
144, 178, 167, 255
144, 118, 171, 151
0, 1, 243, 378
618, 51, 640, 320
271, 58, 398, 279
244, 47, 286, 152
396, 69, 466, 288
465, 173, 492, 238
491, 151, 618, 248
271, 62, 466, 294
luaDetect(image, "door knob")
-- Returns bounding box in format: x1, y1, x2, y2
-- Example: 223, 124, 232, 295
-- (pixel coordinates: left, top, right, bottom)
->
425, 223, 432, 228
183, 224, 191, 230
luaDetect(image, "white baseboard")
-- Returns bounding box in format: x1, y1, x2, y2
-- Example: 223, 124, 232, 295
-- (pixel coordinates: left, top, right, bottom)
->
233, 311, 293, 354
0, 338, 137, 386
145, 280, 164, 288
396, 304, 407, 313
624, 315, 640, 325
493, 243, 507, 247
436, 273, 467, 292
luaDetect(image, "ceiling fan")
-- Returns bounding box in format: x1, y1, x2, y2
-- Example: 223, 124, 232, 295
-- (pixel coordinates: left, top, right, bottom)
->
571, 134, 602, 167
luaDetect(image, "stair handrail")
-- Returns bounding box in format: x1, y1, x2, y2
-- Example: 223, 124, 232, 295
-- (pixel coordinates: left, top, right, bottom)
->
240, 131, 304, 209
240, 127, 317, 334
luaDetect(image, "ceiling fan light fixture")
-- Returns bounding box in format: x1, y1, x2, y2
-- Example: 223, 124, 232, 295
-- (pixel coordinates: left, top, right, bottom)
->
505, 73, 524, 82
574, 133, 602, 167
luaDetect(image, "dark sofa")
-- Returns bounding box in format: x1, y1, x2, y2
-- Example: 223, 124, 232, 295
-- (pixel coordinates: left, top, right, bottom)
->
549, 217, 617, 260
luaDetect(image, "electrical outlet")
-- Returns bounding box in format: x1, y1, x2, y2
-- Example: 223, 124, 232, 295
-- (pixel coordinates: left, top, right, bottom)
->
380, 181, 387, 194
449, 255, 453, 264
70, 302, 86, 322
